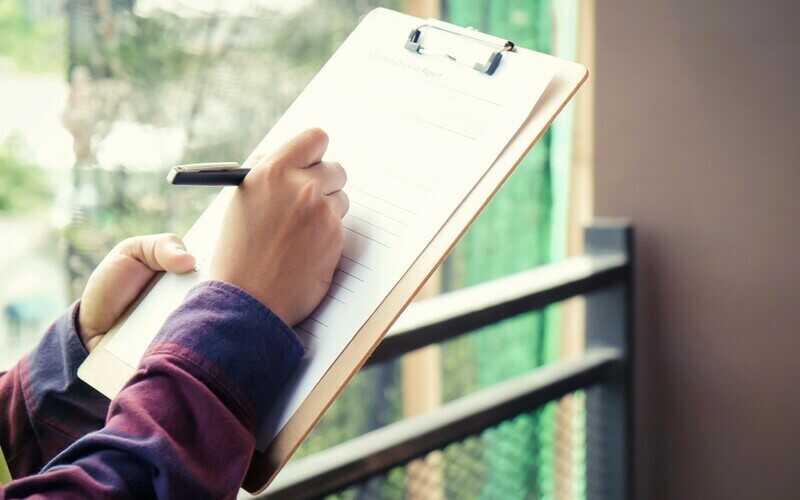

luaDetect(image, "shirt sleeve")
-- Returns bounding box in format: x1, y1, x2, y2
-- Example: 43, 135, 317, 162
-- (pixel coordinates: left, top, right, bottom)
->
0, 280, 304, 500
0, 302, 109, 479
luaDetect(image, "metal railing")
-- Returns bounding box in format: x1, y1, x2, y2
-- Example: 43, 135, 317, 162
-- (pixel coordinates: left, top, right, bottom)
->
252, 219, 633, 500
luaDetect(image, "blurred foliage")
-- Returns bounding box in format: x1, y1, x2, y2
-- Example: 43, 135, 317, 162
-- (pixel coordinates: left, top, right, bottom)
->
0, 141, 51, 213
265, 0, 401, 71
60, 0, 401, 297
0, 0, 65, 72
105, 13, 193, 88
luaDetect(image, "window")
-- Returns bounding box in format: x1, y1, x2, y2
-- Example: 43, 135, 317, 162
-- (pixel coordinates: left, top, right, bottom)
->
1, 1, 586, 497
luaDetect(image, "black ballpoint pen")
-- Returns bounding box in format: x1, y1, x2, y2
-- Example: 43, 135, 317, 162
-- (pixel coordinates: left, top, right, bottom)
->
167, 162, 251, 186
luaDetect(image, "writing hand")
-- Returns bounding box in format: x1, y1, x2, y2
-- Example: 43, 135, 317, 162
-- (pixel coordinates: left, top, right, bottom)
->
210, 128, 348, 326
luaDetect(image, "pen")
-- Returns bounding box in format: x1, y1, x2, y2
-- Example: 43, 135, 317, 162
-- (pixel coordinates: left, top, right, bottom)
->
167, 162, 250, 186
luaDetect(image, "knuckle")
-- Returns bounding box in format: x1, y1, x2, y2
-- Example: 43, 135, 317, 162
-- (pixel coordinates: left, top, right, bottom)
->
265, 162, 285, 182
314, 197, 331, 217
161, 233, 181, 244
113, 236, 137, 253
333, 162, 347, 183
298, 182, 329, 218
249, 163, 280, 187
298, 179, 320, 203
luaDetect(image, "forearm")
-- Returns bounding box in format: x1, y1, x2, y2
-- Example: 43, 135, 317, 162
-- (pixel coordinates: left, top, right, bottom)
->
0, 362, 30, 483
0, 303, 108, 478
0, 362, 37, 481
1, 281, 303, 499
2, 352, 253, 499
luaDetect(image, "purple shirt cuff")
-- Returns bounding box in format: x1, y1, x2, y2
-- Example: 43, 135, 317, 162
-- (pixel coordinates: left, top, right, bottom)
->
25, 301, 108, 419
147, 281, 305, 433
26, 302, 88, 403
23, 302, 109, 461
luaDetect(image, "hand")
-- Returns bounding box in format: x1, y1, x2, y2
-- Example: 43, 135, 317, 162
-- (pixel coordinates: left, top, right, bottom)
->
210, 128, 348, 326
79, 234, 196, 351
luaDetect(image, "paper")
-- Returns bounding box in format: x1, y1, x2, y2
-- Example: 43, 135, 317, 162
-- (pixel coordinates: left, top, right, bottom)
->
96, 9, 556, 448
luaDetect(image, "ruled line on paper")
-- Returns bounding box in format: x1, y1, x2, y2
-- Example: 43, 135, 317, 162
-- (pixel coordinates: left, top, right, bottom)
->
325, 293, 347, 305
295, 325, 317, 338
335, 267, 364, 282
308, 316, 329, 328
344, 225, 392, 248
350, 199, 408, 227
340, 255, 374, 271
350, 186, 418, 216
410, 114, 479, 141
430, 80, 504, 108
331, 277, 355, 293
347, 213, 401, 237
370, 53, 506, 108
364, 168, 433, 195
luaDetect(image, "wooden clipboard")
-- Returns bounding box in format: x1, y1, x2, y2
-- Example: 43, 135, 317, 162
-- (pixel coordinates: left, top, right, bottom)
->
243, 10, 588, 494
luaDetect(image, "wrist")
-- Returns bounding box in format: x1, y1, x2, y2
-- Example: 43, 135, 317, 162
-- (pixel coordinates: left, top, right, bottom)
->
229, 282, 291, 327
207, 272, 293, 327
148, 280, 305, 430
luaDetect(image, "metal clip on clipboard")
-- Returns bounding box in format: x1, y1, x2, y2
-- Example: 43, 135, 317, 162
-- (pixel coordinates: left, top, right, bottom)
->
405, 24, 516, 76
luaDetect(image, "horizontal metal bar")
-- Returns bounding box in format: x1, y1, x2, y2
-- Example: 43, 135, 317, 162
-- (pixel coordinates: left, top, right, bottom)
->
254, 348, 624, 500
366, 254, 628, 366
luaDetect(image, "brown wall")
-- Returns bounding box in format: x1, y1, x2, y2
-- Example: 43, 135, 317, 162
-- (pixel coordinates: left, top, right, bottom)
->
594, 1, 800, 499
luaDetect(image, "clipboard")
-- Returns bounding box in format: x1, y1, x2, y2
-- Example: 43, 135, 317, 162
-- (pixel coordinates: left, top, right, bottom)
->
76, 7, 586, 494
242, 9, 587, 495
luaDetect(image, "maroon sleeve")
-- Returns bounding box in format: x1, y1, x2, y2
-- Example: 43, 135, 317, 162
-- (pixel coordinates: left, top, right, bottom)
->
0, 303, 108, 478
0, 362, 36, 479
1, 281, 303, 499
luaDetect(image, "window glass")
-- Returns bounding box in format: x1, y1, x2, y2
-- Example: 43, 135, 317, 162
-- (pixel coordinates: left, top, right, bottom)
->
1, 1, 581, 497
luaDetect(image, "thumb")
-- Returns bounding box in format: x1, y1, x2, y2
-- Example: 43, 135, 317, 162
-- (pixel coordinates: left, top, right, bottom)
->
78, 234, 195, 345
159, 236, 196, 274
116, 233, 196, 274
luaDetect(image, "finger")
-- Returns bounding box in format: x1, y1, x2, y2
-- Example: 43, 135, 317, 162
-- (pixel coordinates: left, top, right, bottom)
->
305, 161, 347, 194
116, 234, 195, 274
155, 235, 196, 273
263, 128, 329, 172
326, 190, 350, 219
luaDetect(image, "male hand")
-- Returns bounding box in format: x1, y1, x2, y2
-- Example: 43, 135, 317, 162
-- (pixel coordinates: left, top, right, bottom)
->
79, 234, 196, 351
210, 128, 348, 326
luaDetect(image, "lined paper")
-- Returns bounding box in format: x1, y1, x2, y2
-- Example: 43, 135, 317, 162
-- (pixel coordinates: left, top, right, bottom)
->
95, 9, 556, 449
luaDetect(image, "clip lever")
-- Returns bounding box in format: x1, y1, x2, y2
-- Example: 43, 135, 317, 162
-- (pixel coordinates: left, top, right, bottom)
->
405, 24, 515, 76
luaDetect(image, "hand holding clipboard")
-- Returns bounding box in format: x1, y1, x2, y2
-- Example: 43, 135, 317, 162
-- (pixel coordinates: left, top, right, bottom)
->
79, 8, 587, 493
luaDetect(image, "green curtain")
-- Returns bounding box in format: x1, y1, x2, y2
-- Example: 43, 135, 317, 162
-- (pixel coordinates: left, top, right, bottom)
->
442, 1, 568, 498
